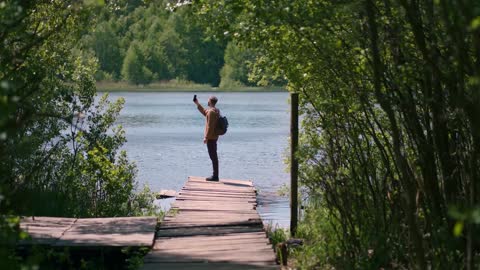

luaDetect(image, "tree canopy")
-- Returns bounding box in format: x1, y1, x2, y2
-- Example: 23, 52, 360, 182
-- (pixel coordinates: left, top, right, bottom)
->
192, 0, 480, 268
82, 1, 230, 86
0, 1, 154, 268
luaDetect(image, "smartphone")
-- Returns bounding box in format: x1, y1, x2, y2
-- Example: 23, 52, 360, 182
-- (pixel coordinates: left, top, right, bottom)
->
193, 94, 197, 102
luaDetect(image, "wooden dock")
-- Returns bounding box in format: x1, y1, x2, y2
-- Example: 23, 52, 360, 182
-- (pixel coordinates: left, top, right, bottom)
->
142, 176, 278, 270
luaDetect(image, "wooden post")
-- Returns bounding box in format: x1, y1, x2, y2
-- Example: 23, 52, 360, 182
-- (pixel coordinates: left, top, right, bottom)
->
290, 93, 299, 236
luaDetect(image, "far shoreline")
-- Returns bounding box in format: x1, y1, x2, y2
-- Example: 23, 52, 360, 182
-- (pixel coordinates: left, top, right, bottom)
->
96, 81, 287, 93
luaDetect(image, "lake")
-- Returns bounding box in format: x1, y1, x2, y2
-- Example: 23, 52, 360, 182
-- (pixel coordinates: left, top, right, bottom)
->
106, 91, 290, 227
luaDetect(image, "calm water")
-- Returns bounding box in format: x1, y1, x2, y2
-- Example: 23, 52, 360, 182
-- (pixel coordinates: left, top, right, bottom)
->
106, 92, 290, 227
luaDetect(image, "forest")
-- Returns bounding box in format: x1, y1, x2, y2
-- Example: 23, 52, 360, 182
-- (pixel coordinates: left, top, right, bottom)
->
81, 0, 257, 87
1, 0, 480, 269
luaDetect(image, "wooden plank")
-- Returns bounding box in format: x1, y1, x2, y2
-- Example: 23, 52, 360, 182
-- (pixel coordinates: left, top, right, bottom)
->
160, 220, 263, 229
157, 226, 264, 238
163, 214, 261, 221
161, 219, 262, 226
175, 198, 257, 205
164, 213, 261, 221
154, 237, 270, 249
154, 244, 273, 253
144, 250, 276, 263
182, 187, 255, 196
188, 176, 254, 187
179, 188, 255, 194
171, 203, 255, 211
185, 180, 255, 187
184, 181, 255, 188
19, 217, 77, 245
54, 217, 157, 247
170, 208, 258, 215
149, 247, 275, 257
182, 184, 255, 191
164, 212, 261, 219
172, 200, 255, 206
176, 195, 257, 202
162, 217, 261, 224
178, 191, 256, 199
155, 232, 269, 242
142, 262, 278, 270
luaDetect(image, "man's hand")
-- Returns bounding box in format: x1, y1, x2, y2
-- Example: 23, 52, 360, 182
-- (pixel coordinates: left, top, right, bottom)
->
193, 94, 199, 105
203, 138, 207, 144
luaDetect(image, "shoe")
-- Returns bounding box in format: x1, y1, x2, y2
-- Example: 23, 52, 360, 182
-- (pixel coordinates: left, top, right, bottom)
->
206, 176, 219, 181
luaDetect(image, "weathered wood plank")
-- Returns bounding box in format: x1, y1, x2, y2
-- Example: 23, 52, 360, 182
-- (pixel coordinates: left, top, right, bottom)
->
172, 200, 255, 206
144, 250, 276, 264
157, 226, 264, 238
155, 232, 269, 242
176, 196, 257, 202
154, 237, 271, 249
164, 212, 261, 219
160, 220, 263, 229
142, 262, 278, 270
188, 176, 254, 187
178, 193, 257, 200
19, 216, 158, 248
162, 217, 261, 225
19, 217, 77, 245
181, 189, 255, 194
54, 217, 157, 247
154, 244, 273, 253
171, 203, 255, 211
183, 185, 256, 193
179, 189, 256, 195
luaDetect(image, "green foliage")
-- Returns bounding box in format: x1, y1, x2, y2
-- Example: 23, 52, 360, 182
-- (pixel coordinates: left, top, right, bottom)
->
122, 41, 153, 85
265, 225, 288, 247
219, 42, 255, 88
293, 205, 341, 269
122, 247, 150, 270
0, 0, 157, 268
193, 0, 480, 268
87, 20, 123, 79
82, 0, 227, 86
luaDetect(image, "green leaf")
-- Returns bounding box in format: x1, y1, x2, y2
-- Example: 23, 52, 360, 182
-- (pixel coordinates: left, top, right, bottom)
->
453, 221, 464, 237
471, 17, 480, 30
83, 0, 105, 6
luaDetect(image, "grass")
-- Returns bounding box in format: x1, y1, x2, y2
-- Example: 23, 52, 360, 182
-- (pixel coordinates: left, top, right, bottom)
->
96, 80, 286, 92
265, 224, 290, 267
265, 224, 289, 246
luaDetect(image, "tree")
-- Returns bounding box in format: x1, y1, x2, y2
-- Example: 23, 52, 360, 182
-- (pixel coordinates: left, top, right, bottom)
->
0, 1, 154, 267
219, 42, 255, 88
83, 0, 227, 86
84, 20, 123, 79
121, 41, 153, 84
192, 0, 480, 268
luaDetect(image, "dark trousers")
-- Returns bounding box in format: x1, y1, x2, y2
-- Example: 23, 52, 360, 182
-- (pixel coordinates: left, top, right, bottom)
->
207, 140, 219, 177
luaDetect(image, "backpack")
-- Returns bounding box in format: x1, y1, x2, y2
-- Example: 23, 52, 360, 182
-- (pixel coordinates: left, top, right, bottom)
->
216, 115, 229, 135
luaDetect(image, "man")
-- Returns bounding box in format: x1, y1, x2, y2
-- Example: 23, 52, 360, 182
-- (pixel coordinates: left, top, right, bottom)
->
193, 95, 220, 181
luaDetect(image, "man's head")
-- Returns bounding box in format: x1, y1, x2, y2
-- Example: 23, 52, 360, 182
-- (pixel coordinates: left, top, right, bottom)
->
208, 96, 218, 107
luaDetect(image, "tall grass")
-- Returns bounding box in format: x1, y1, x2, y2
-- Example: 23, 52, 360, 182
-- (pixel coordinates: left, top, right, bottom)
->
96, 79, 286, 92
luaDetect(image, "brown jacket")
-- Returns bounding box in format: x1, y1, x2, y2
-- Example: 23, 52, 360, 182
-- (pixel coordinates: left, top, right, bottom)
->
197, 104, 220, 140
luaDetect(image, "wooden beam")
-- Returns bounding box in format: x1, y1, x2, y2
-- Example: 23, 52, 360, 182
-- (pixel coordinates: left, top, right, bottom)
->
290, 92, 299, 236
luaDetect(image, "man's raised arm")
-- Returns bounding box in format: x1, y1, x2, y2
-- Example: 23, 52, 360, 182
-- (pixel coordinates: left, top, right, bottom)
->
194, 99, 207, 117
